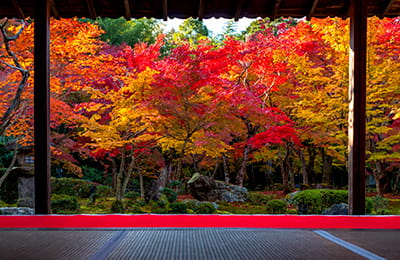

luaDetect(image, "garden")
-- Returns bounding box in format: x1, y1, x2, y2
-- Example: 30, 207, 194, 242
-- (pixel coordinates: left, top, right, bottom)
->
1, 17, 400, 215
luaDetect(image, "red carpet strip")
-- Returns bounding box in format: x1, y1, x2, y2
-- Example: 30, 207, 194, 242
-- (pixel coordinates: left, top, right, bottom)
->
0, 215, 399, 229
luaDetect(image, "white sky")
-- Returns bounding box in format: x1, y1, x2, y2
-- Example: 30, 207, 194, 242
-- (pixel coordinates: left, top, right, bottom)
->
162, 17, 255, 35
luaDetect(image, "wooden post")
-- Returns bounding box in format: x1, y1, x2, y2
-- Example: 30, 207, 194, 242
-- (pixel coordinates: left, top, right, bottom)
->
348, 0, 367, 215
34, 0, 51, 214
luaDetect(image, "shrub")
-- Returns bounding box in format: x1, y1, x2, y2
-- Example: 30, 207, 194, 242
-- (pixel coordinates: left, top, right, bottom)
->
195, 202, 216, 214
183, 199, 199, 210
51, 177, 92, 198
156, 198, 168, 208
167, 180, 184, 193
170, 202, 188, 213
266, 199, 287, 214
291, 189, 348, 214
81, 165, 105, 184
131, 205, 146, 214
365, 197, 373, 214
160, 187, 177, 203
110, 200, 125, 213
151, 201, 169, 214
152, 208, 169, 214
247, 192, 275, 205
136, 199, 147, 207
125, 191, 140, 200
369, 196, 390, 215
51, 194, 80, 214
96, 185, 114, 197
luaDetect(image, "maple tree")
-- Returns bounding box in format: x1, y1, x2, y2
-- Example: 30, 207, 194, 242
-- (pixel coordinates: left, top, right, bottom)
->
0, 18, 106, 180
364, 17, 400, 195
276, 18, 349, 186
2, 16, 400, 198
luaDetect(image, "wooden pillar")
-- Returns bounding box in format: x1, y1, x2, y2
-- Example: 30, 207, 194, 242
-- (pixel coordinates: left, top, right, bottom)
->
348, 0, 367, 215
34, 0, 51, 214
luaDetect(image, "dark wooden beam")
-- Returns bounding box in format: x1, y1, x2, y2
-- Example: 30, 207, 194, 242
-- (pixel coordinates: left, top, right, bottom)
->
306, 0, 319, 20
34, 0, 51, 215
234, 0, 245, 22
198, 0, 204, 21
162, 0, 168, 21
86, 0, 97, 19
271, 0, 282, 20
49, 0, 60, 18
123, 0, 131, 19
12, 0, 25, 18
381, 0, 396, 18
348, 0, 367, 215
343, 1, 351, 18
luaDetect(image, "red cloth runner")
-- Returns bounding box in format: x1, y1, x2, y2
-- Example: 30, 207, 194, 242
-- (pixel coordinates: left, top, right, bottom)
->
1, 215, 399, 229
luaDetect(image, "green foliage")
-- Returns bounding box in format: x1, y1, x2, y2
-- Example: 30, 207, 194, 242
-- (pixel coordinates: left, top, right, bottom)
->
131, 205, 146, 214
0, 173, 18, 204
0, 199, 10, 207
366, 197, 373, 214
247, 192, 275, 205
96, 185, 114, 197
169, 202, 188, 213
240, 17, 298, 39
155, 197, 168, 208
160, 187, 177, 203
195, 202, 216, 214
94, 17, 162, 46
167, 180, 184, 193
266, 199, 287, 214
110, 200, 125, 213
81, 165, 104, 184
51, 177, 93, 198
51, 194, 80, 214
0, 136, 15, 168
136, 199, 147, 207
290, 189, 348, 214
150, 198, 169, 214
125, 191, 140, 200
183, 199, 200, 210
172, 18, 209, 44
369, 196, 390, 215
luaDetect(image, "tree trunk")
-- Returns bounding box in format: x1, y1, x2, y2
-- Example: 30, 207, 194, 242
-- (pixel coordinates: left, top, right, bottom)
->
237, 145, 251, 187
0, 148, 18, 188
0, 21, 29, 136
307, 146, 317, 183
115, 148, 126, 201
321, 148, 332, 184
111, 159, 117, 189
374, 161, 384, 197
139, 173, 144, 198
222, 154, 230, 184
279, 143, 291, 192
115, 172, 123, 201
298, 149, 309, 185
280, 157, 289, 190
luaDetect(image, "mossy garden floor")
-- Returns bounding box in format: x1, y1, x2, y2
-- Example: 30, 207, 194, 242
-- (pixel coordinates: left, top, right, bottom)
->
74, 191, 400, 215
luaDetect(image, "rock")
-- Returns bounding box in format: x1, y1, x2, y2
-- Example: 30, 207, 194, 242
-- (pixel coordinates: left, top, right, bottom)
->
144, 180, 161, 202
322, 203, 349, 215
17, 197, 34, 208
285, 191, 300, 204
0, 207, 35, 215
187, 173, 248, 202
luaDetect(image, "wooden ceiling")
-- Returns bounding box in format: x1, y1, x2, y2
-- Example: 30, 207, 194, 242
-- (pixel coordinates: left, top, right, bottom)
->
1, 0, 400, 21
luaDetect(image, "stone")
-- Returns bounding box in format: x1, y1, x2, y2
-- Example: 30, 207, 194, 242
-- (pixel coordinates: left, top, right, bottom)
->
17, 176, 35, 208
321, 203, 349, 215
0, 207, 35, 215
187, 173, 248, 202
144, 180, 161, 202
